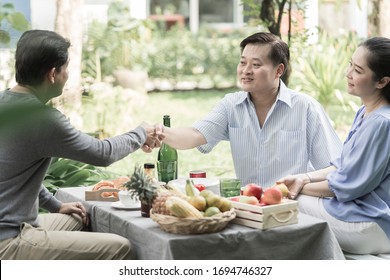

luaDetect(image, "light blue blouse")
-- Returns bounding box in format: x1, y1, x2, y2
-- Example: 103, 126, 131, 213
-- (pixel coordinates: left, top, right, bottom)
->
193, 81, 342, 187
324, 105, 390, 239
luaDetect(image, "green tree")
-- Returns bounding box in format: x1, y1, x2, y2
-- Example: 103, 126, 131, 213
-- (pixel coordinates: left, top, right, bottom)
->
241, 0, 306, 41
0, 2, 28, 45
241, 0, 307, 85
51, 0, 84, 115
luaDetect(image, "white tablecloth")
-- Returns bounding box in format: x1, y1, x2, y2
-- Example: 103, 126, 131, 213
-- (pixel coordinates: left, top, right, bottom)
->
55, 186, 345, 260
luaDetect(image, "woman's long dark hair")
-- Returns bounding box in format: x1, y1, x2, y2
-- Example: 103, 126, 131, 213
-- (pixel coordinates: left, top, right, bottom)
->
360, 37, 390, 102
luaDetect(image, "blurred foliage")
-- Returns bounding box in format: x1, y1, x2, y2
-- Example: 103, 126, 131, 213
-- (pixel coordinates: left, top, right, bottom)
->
289, 30, 361, 112
144, 26, 248, 88
43, 157, 117, 195
81, 89, 237, 179
81, 82, 143, 137
0, 2, 28, 45
81, 8, 362, 134
83, 15, 257, 89
82, 0, 152, 83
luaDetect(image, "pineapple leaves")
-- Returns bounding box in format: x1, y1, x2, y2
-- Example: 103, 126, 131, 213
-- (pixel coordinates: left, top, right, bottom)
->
123, 165, 157, 204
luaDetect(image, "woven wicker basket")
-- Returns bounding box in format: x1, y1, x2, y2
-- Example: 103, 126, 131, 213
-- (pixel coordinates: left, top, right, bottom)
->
150, 208, 236, 234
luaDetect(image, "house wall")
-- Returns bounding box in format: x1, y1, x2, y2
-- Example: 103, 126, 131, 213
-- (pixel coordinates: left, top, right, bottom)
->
319, 0, 368, 38
4, 0, 379, 41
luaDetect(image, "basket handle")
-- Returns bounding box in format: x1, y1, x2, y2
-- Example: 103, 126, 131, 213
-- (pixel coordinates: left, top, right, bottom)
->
270, 210, 295, 223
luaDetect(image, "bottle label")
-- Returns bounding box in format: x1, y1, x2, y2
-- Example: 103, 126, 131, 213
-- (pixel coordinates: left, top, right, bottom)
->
189, 170, 206, 178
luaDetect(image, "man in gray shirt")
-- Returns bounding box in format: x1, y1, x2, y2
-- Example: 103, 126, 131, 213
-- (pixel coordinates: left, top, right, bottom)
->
0, 30, 160, 259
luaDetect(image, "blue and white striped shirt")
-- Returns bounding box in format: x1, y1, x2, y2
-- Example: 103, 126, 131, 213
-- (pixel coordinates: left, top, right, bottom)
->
193, 81, 342, 187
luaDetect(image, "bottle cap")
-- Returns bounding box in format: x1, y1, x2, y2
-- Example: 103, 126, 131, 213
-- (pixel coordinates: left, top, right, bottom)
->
144, 163, 155, 169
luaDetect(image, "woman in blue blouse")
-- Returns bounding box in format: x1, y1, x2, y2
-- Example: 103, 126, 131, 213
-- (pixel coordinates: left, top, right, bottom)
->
278, 37, 390, 255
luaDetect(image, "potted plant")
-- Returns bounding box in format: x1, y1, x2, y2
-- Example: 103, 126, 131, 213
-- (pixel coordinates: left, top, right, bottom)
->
123, 165, 158, 217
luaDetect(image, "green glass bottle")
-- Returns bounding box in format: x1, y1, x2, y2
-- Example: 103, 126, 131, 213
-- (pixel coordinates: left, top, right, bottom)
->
157, 115, 178, 183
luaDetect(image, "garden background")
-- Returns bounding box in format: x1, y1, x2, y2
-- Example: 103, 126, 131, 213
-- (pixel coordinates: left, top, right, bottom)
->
1, 0, 388, 192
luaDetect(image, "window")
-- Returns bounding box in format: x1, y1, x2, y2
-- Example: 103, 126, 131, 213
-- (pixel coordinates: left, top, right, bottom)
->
199, 0, 234, 23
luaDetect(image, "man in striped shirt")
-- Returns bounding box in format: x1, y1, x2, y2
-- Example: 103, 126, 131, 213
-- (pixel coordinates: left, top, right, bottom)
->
158, 32, 342, 187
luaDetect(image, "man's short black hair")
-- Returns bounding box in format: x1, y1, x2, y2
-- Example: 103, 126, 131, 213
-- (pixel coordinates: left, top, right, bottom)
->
15, 30, 71, 86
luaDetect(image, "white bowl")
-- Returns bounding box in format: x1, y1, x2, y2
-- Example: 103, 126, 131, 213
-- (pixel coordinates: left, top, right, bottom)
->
168, 178, 220, 196
118, 190, 140, 207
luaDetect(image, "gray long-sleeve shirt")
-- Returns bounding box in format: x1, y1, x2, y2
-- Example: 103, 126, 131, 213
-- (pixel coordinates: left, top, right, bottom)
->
0, 90, 146, 241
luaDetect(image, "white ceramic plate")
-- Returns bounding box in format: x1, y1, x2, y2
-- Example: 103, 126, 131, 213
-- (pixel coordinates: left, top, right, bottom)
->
168, 177, 220, 195
111, 201, 140, 210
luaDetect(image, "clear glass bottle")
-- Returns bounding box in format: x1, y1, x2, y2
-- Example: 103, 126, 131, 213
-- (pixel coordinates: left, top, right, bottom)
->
157, 115, 178, 183
143, 163, 156, 182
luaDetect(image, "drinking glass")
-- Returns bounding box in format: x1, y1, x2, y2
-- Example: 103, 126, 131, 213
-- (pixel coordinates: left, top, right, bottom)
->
219, 178, 241, 198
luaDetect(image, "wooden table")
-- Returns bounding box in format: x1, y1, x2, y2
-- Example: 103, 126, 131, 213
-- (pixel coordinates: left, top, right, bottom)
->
55, 186, 345, 260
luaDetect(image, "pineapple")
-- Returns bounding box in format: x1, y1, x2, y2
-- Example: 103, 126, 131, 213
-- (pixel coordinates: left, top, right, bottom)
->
124, 166, 190, 216
152, 184, 188, 215
152, 189, 175, 215
123, 165, 157, 205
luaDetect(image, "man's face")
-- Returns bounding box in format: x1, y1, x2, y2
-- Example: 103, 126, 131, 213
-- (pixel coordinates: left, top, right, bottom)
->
51, 60, 69, 98
237, 43, 281, 94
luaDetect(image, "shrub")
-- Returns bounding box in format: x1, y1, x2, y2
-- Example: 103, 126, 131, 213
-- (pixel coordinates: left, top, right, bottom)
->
44, 157, 116, 195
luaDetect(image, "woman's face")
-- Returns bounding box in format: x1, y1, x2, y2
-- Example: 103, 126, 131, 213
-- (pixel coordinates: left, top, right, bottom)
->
346, 46, 377, 98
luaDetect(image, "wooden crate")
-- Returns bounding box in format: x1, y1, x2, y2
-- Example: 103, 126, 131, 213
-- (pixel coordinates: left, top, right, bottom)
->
230, 198, 298, 230
85, 188, 119, 202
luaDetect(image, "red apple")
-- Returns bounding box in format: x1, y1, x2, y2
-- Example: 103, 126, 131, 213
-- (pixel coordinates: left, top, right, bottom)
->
242, 183, 263, 200
238, 195, 259, 205
261, 188, 282, 205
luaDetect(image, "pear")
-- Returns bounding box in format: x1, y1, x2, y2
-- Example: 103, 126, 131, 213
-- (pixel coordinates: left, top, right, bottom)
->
188, 195, 207, 211
272, 183, 289, 198
206, 194, 222, 208
199, 189, 214, 199
204, 206, 221, 217
219, 197, 232, 212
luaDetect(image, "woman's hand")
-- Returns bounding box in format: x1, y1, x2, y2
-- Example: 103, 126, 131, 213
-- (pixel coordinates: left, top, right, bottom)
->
58, 202, 89, 226
276, 174, 309, 199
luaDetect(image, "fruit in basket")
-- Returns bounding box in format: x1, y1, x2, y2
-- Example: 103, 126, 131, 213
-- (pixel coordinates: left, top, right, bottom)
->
189, 195, 207, 211
185, 179, 200, 197
219, 197, 233, 212
204, 206, 221, 217
152, 184, 188, 215
242, 183, 263, 200
199, 189, 214, 198
261, 188, 282, 205
152, 190, 175, 215
165, 183, 188, 199
165, 196, 203, 218
205, 193, 222, 208
272, 182, 289, 198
